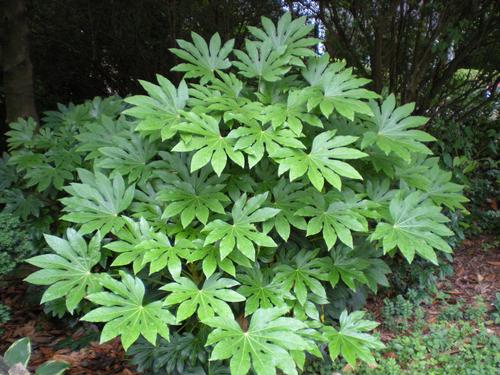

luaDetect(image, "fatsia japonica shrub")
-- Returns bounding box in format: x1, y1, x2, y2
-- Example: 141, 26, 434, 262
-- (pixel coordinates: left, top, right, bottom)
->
25, 13, 467, 375
0, 96, 127, 237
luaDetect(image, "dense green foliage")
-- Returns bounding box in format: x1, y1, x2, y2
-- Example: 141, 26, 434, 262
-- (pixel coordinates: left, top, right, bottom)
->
0, 212, 37, 276
1, 13, 470, 375
0, 96, 126, 235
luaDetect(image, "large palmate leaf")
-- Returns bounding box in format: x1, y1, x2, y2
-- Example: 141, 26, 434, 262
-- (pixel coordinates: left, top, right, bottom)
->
362, 94, 435, 162
262, 179, 307, 241
105, 217, 153, 274
274, 249, 328, 306
76, 115, 134, 159
95, 132, 160, 184
371, 191, 453, 264
25, 229, 102, 313
322, 310, 384, 367
60, 169, 135, 235
138, 233, 194, 278
325, 245, 369, 291
233, 40, 291, 82
303, 58, 378, 120
82, 272, 175, 350
227, 116, 305, 168
274, 130, 367, 191
420, 157, 468, 210
202, 193, 279, 261
248, 13, 318, 65
161, 274, 245, 322
157, 155, 230, 227
262, 89, 322, 135
204, 306, 313, 375
170, 32, 234, 83
172, 112, 244, 175
186, 240, 252, 278
237, 267, 291, 316
296, 190, 370, 249
6, 117, 38, 150
124, 75, 188, 140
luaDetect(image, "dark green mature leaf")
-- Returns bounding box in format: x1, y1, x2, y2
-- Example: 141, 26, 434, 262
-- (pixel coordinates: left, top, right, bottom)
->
274, 130, 367, 191
262, 179, 307, 241
326, 250, 368, 292
82, 272, 175, 350
371, 191, 453, 264
25, 229, 102, 313
362, 94, 435, 162
170, 32, 234, 83
322, 310, 384, 367
76, 115, 134, 159
161, 274, 245, 322
124, 75, 188, 140
95, 132, 160, 184
60, 169, 135, 235
6, 117, 38, 150
204, 306, 314, 375
203, 193, 279, 261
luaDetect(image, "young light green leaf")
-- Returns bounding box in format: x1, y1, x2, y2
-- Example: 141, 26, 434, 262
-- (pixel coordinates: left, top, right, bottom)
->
161, 274, 245, 322
204, 306, 315, 375
296, 190, 370, 249
25, 229, 102, 313
274, 130, 367, 191
233, 40, 291, 82
322, 310, 384, 367
82, 272, 175, 351
303, 59, 378, 120
371, 191, 453, 264
60, 169, 135, 235
274, 249, 328, 306
170, 32, 234, 83
362, 94, 435, 162
124, 75, 188, 140
172, 112, 244, 175
202, 193, 280, 261
237, 267, 292, 316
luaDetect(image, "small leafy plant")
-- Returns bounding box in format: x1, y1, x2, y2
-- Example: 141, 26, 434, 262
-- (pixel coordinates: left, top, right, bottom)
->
0, 337, 68, 375
21, 13, 466, 374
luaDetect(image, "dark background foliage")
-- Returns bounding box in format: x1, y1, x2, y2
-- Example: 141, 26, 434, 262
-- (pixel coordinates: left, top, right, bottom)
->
1, 0, 498, 147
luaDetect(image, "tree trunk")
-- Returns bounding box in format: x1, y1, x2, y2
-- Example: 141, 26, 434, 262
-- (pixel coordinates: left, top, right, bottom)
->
1, 0, 38, 125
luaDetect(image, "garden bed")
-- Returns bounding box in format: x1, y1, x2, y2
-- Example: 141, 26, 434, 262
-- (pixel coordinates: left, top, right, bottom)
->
1, 235, 498, 374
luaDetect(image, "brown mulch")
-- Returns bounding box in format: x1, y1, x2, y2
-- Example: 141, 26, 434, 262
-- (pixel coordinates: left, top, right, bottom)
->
368, 234, 500, 342
1, 235, 499, 374
0, 283, 136, 374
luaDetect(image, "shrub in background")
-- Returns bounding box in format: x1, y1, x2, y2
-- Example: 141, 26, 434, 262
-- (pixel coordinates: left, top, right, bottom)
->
0, 212, 37, 276
0, 96, 126, 238
14, 13, 468, 375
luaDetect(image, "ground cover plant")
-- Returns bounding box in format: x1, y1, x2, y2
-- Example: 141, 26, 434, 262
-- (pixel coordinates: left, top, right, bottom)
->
10, 13, 469, 375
